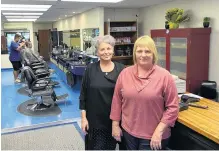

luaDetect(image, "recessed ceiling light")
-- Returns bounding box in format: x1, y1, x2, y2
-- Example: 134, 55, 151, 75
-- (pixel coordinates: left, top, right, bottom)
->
59, 18, 61, 19
7, 19, 37, 22
65, 15, 67, 17
5, 16, 40, 19
61, 0, 123, 2
2, 13, 43, 15
73, 12, 76, 13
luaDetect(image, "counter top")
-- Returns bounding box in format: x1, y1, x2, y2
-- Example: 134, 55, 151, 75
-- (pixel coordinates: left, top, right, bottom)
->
178, 96, 219, 144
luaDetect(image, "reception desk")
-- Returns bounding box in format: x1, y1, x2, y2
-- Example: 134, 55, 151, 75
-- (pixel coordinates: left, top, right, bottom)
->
169, 95, 219, 150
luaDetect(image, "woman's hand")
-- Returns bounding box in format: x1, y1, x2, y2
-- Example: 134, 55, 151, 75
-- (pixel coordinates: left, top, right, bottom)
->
150, 122, 168, 150
21, 42, 26, 47
150, 129, 163, 150
112, 124, 122, 142
81, 117, 89, 134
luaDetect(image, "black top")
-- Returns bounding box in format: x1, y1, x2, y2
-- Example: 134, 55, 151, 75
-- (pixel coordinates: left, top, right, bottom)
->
79, 61, 125, 130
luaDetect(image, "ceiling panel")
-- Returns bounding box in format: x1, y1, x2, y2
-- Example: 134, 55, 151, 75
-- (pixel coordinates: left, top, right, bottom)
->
1, 0, 176, 22
105, 0, 175, 8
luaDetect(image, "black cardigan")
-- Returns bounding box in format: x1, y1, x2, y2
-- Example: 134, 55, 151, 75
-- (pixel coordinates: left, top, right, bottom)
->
79, 61, 125, 130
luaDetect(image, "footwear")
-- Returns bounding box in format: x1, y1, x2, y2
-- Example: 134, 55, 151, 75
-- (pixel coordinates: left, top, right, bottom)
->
15, 79, 21, 83
49, 69, 55, 74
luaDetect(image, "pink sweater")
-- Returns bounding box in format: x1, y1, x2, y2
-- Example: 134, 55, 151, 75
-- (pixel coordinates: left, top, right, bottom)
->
110, 64, 179, 139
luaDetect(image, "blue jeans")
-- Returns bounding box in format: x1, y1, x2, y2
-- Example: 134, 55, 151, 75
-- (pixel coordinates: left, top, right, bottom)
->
122, 129, 169, 150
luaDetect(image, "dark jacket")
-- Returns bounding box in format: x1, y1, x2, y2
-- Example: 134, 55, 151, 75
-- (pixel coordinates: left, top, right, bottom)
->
79, 61, 125, 130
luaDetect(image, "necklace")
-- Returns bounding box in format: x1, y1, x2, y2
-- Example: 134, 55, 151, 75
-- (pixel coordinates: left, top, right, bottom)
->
105, 72, 108, 75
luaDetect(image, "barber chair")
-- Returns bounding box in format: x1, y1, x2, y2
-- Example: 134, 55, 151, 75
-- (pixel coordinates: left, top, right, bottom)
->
26, 61, 50, 79
21, 50, 51, 78
22, 67, 68, 111
199, 80, 218, 101
21, 66, 59, 87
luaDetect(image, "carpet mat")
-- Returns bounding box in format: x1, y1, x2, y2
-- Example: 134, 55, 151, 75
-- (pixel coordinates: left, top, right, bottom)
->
1, 124, 84, 150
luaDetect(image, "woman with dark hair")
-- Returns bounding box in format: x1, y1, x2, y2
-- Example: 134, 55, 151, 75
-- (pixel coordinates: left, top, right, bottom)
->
9, 33, 25, 83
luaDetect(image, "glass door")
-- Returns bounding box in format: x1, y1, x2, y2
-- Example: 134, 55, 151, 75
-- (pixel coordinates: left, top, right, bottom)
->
153, 37, 166, 69
170, 38, 187, 79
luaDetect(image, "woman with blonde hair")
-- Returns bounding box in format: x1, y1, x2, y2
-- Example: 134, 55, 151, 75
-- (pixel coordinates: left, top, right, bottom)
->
110, 35, 179, 150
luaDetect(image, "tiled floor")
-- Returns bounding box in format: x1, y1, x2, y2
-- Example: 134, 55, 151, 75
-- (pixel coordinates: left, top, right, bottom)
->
1, 66, 81, 130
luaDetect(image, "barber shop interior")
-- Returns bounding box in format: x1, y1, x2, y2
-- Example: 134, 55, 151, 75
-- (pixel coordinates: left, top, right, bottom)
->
1, 0, 219, 150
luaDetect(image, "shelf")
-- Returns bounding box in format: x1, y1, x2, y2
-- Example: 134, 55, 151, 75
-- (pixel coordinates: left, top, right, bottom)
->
158, 54, 166, 60
171, 56, 187, 64
115, 43, 134, 46
104, 21, 137, 66
171, 42, 187, 49
171, 45, 187, 49
156, 45, 166, 48
109, 21, 137, 23
156, 42, 166, 45
170, 70, 186, 79
112, 56, 132, 60
110, 31, 137, 33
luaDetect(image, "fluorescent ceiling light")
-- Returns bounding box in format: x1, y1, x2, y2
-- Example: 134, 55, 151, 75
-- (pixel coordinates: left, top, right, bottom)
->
7, 19, 37, 22
1, 4, 51, 11
61, 0, 123, 3
1, 8, 48, 11
3, 13, 43, 15
1, 4, 51, 8
5, 16, 40, 19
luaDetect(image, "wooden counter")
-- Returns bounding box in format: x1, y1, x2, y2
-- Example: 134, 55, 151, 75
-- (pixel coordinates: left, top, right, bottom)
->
169, 95, 219, 149
178, 98, 219, 144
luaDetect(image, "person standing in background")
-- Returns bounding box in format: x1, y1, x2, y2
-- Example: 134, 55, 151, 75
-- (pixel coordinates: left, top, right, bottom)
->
9, 33, 25, 83
110, 35, 179, 150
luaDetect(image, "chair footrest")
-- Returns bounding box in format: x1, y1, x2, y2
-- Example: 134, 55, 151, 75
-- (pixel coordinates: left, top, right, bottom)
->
32, 88, 53, 97
56, 94, 68, 101
27, 102, 52, 111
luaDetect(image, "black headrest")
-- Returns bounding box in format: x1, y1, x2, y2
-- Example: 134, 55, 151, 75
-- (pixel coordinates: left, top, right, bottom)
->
22, 49, 40, 65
